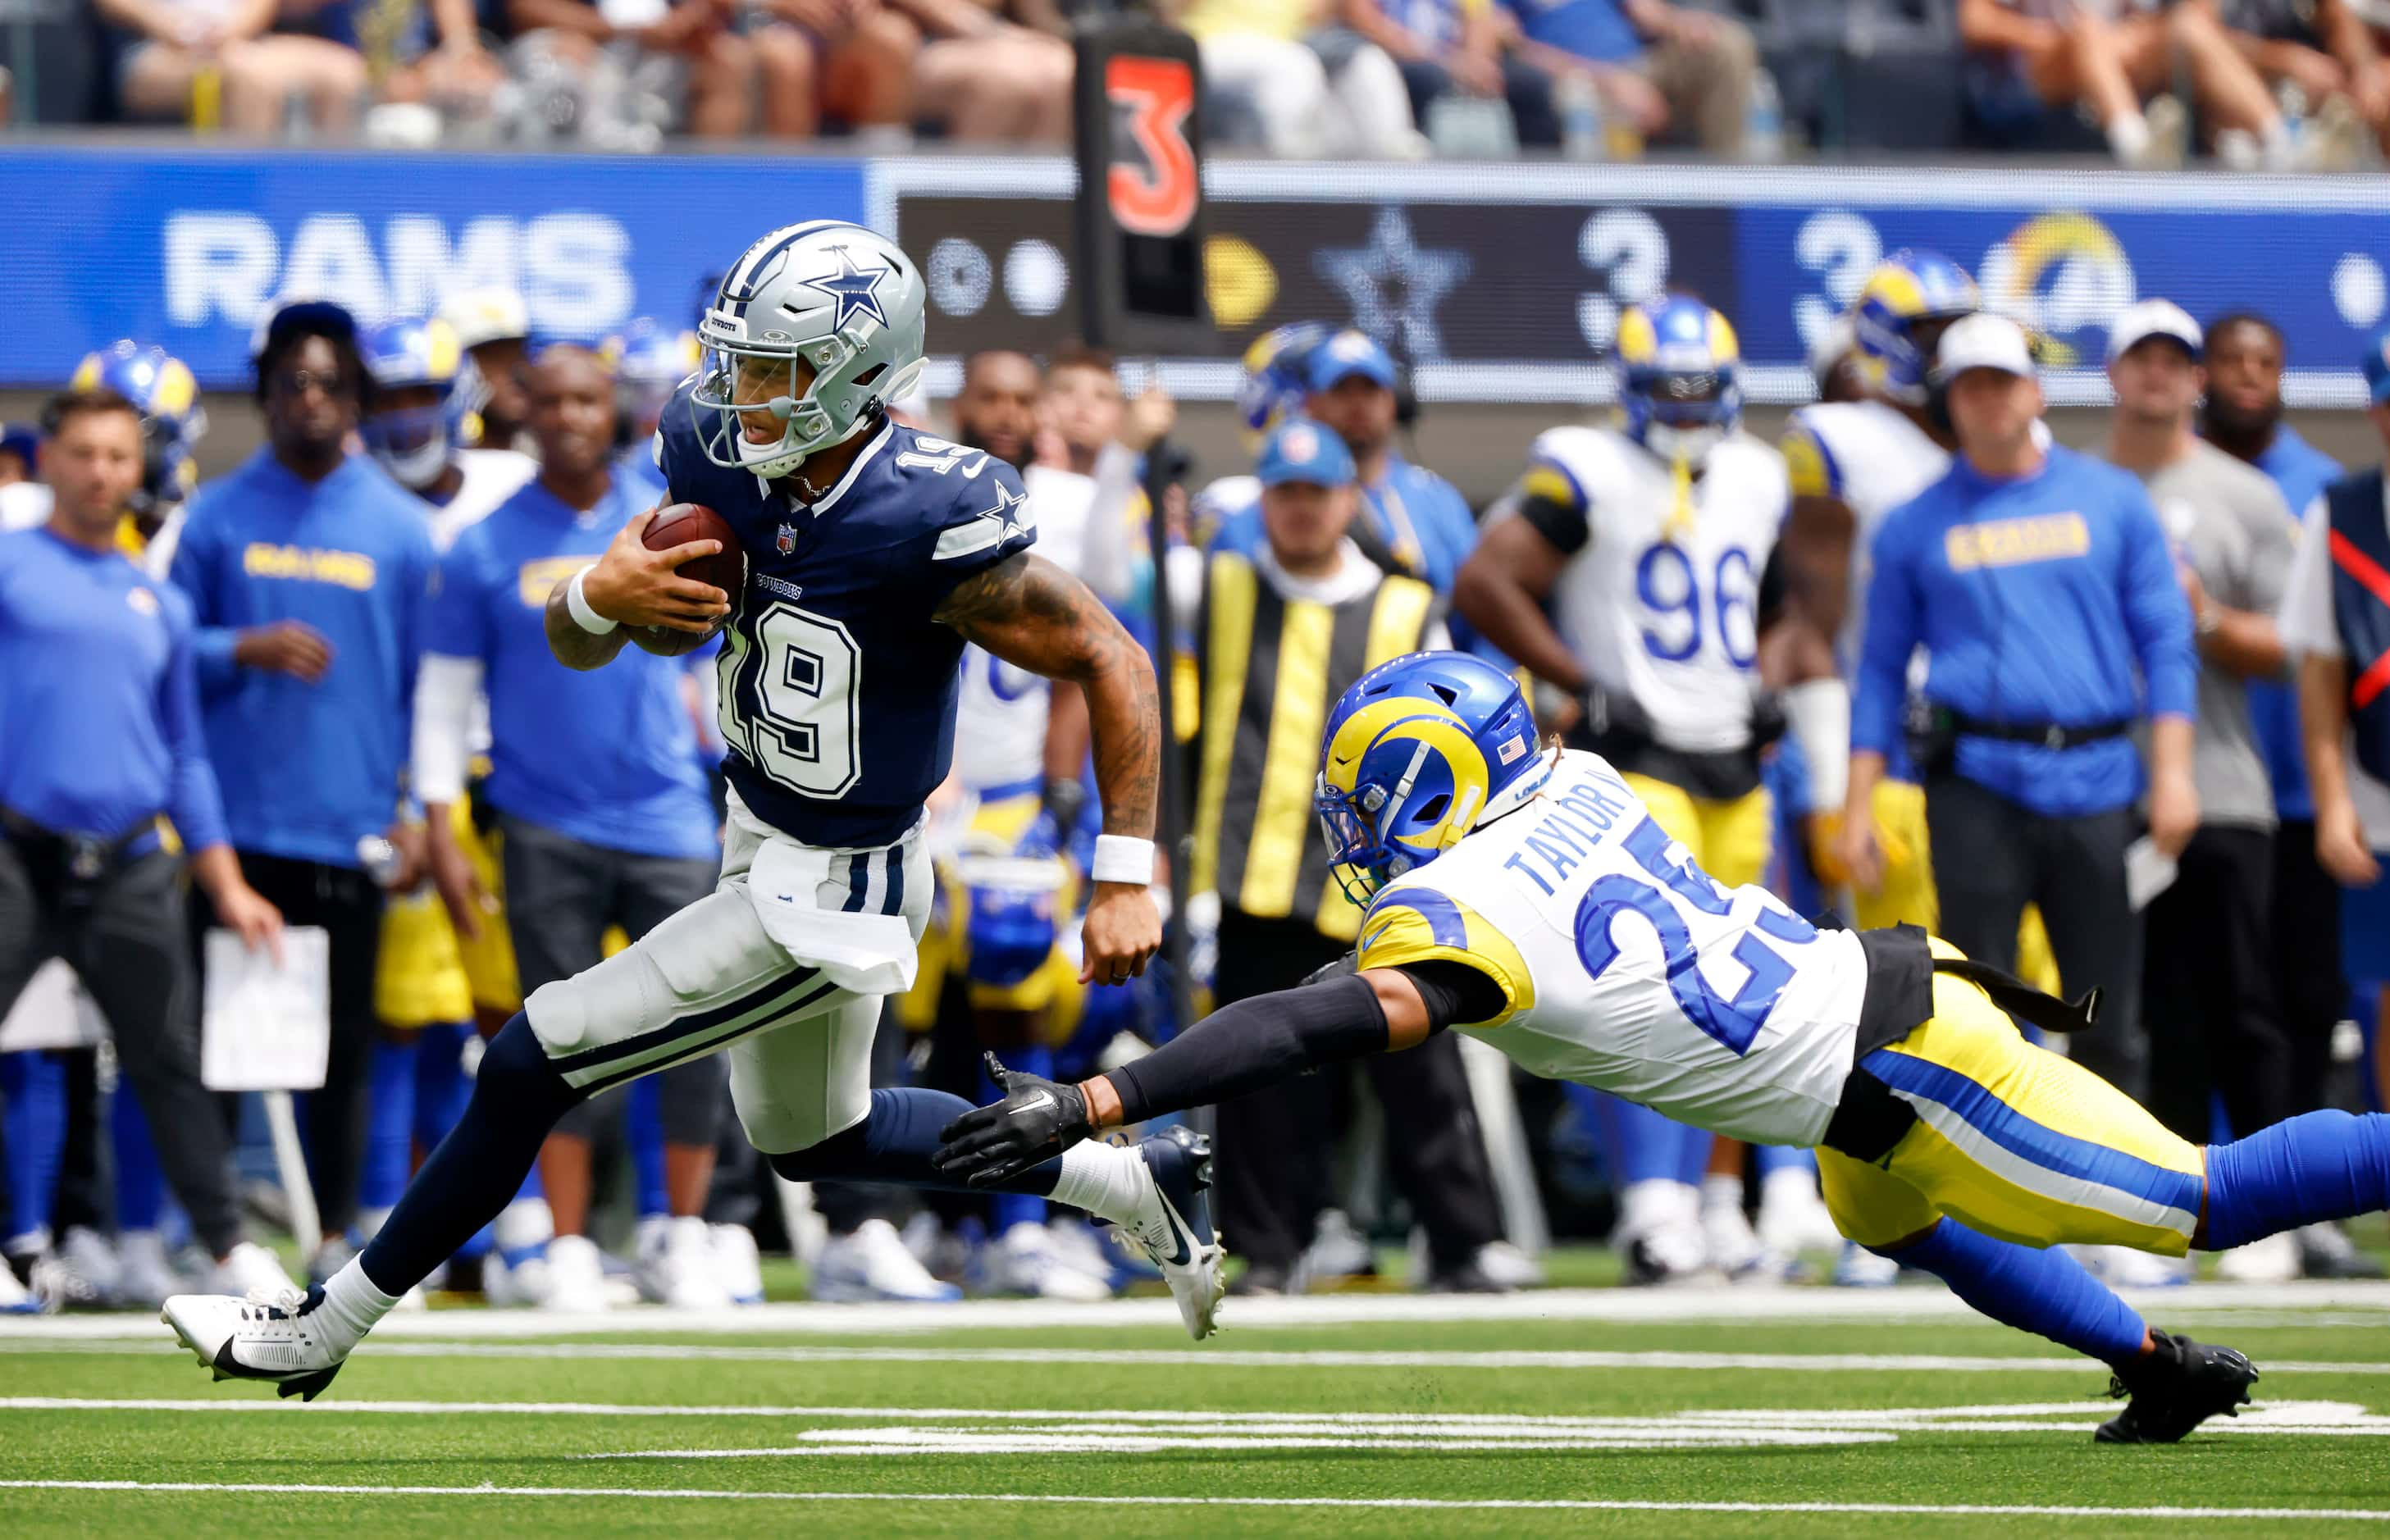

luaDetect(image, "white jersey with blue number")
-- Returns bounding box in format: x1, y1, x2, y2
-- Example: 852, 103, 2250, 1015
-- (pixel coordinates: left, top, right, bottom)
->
954, 463, 1095, 795
1525, 425, 1787, 754
1354, 749, 1868, 1146
1777, 400, 1951, 676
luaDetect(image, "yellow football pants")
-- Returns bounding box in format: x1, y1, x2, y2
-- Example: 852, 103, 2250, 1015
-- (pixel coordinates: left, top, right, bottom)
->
1818, 941, 2206, 1256
1622, 776, 1772, 891
374, 798, 522, 1027
1829, 780, 2062, 998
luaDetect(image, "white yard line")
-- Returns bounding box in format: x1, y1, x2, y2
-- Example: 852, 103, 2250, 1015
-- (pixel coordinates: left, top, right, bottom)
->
9, 1283, 2390, 1342
15, 1339, 2390, 1375
4, 1478, 2388, 1521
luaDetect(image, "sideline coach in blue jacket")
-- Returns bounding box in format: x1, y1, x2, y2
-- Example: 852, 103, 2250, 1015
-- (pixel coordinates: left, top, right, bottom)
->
1839, 313, 2199, 1105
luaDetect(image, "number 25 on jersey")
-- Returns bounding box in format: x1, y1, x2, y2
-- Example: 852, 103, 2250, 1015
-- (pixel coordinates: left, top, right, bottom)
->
1574, 818, 1815, 1055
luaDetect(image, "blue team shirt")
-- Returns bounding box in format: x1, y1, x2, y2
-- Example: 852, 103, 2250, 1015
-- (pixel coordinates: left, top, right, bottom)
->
168, 449, 435, 867
1210, 452, 1480, 595
616, 440, 667, 507
433, 476, 719, 859
657, 390, 1036, 849
0, 527, 227, 851
1855, 444, 2197, 818
2239, 425, 2343, 821
1499, 0, 1645, 62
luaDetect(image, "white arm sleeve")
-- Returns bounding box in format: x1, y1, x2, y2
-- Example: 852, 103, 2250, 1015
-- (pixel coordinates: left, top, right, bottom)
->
1781, 677, 1852, 811
2278, 494, 2342, 659
412, 653, 486, 806
1079, 442, 1143, 604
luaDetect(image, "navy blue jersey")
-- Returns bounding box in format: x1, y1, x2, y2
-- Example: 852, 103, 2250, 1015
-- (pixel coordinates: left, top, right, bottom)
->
657, 388, 1035, 848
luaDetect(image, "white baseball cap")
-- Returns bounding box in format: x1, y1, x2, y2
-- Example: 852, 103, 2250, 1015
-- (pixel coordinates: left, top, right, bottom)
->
1930, 313, 2036, 385
2105, 298, 2203, 364
436, 287, 530, 351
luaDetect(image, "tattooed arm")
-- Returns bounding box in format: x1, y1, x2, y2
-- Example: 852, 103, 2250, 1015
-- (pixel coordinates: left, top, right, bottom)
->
936, 551, 1163, 982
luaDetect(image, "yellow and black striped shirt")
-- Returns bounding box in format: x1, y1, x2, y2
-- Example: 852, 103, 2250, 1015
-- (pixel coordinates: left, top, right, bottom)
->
1189, 549, 1438, 939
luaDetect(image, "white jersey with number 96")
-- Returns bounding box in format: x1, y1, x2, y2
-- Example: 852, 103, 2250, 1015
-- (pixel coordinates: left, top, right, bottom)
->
1353, 750, 1869, 1146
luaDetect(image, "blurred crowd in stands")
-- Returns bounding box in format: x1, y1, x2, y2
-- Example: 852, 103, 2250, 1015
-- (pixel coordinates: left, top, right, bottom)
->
0, 0, 2385, 166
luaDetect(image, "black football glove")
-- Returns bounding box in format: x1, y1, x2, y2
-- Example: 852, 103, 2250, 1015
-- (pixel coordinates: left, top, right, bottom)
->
933, 1051, 1094, 1188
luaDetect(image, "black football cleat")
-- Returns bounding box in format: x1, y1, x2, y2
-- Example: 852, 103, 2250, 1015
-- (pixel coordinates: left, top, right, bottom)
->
2095, 1329, 2259, 1444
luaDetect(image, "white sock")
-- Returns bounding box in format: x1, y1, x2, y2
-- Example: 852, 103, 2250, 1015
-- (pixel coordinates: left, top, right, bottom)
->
1701, 1173, 1745, 1219
1047, 1141, 1147, 1226
2106, 112, 2151, 162
317, 1256, 402, 1354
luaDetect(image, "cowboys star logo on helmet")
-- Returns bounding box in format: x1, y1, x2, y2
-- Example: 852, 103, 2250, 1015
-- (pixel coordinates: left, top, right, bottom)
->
690, 221, 928, 479
805, 246, 892, 331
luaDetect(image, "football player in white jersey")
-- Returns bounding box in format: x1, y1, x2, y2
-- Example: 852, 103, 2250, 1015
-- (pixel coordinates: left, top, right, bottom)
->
942, 649, 2390, 1444
1776, 253, 2064, 1021
1457, 296, 1797, 1281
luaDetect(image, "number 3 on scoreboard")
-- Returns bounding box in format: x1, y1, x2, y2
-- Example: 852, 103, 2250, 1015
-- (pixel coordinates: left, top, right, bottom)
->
718, 599, 861, 798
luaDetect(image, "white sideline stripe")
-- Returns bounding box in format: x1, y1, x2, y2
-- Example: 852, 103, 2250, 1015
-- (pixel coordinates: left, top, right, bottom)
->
16, 1342, 2390, 1375
6, 1478, 2388, 1521
11, 1281, 2390, 1340
0, 1397, 2123, 1422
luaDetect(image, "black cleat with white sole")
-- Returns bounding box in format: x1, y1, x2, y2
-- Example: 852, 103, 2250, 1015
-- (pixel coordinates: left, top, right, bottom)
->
2095, 1329, 2259, 1444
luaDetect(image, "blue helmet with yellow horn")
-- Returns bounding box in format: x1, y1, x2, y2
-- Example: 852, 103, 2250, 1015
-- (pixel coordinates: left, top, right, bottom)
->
1850, 248, 1980, 406
1614, 295, 1742, 464
358, 316, 485, 491
1315, 651, 1541, 907
63, 339, 207, 515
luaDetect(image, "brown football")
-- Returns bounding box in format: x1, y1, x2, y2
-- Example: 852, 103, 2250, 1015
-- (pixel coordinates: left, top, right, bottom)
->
632, 503, 743, 657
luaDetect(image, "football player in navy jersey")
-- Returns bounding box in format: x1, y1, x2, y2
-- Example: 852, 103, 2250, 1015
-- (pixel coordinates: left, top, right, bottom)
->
166, 220, 1222, 1399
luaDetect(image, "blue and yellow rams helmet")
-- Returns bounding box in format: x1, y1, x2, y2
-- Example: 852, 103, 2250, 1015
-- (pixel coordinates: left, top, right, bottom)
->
1315, 650, 1541, 906
1850, 249, 1981, 406
66, 339, 207, 513
1614, 295, 1742, 462
358, 317, 484, 489
1235, 321, 1334, 446
602, 317, 701, 438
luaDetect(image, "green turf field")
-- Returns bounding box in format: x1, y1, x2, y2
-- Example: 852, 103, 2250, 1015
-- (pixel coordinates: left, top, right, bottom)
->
11, 1269, 2390, 1539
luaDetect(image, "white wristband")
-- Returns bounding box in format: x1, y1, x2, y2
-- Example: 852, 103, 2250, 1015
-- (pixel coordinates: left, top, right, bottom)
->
566, 565, 618, 636
1090, 834, 1156, 886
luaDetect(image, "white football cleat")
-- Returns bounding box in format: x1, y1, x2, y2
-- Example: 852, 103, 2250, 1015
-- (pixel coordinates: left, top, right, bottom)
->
59, 1227, 124, 1306
2214, 1232, 2301, 1284
116, 1231, 185, 1308
811, 1218, 961, 1302
651, 1216, 732, 1310
540, 1234, 612, 1313
209, 1241, 299, 1301
711, 1223, 765, 1305
1108, 1127, 1225, 1340
2072, 1243, 2191, 1289
1831, 1239, 1901, 1287
1757, 1167, 1846, 1255
162, 1287, 347, 1401
0, 1257, 44, 1314
987, 1221, 1114, 1301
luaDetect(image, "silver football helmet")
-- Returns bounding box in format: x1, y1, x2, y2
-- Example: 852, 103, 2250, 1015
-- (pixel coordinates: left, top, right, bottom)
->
691, 221, 928, 478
